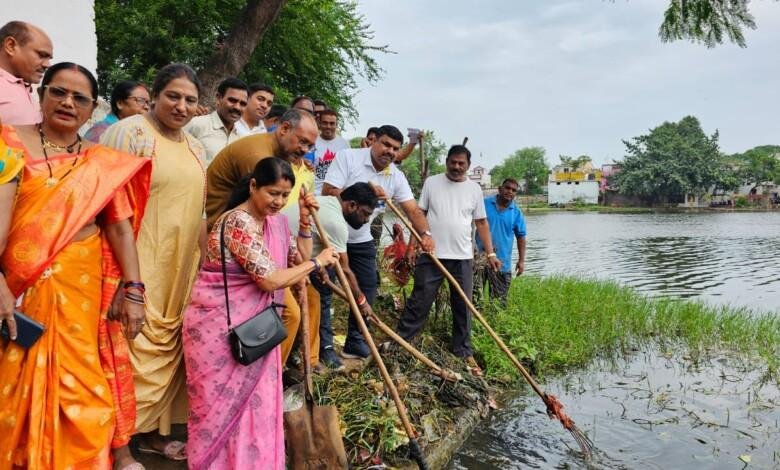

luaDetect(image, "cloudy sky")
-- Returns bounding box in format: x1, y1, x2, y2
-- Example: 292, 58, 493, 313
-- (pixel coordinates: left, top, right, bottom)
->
349, 1, 780, 169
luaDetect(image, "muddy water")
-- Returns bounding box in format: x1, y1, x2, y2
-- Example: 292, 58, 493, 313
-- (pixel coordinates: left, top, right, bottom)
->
451, 349, 780, 469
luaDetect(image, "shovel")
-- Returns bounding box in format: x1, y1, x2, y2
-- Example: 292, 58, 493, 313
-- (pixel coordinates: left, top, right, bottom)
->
283, 283, 349, 469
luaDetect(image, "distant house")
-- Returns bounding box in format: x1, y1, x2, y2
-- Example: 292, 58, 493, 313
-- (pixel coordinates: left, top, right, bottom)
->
547, 164, 601, 205
468, 166, 491, 188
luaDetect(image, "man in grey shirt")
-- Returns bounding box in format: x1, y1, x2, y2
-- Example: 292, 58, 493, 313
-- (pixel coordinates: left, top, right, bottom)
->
283, 182, 378, 370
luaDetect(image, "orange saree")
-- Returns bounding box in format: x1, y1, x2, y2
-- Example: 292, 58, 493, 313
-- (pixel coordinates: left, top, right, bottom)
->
0, 125, 151, 469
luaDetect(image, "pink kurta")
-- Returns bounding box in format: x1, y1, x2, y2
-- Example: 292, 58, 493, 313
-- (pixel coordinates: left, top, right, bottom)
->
0, 68, 40, 125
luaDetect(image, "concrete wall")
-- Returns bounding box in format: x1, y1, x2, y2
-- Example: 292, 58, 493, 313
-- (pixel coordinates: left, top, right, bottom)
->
4, 1, 98, 75
548, 180, 599, 205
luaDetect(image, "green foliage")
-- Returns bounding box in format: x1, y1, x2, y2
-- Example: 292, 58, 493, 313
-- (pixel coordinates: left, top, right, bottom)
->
94, 0, 385, 121
474, 275, 779, 381
659, 0, 758, 48
612, 116, 725, 204
490, 147, 550, 194
558, 154, 592, 170
730, 145, 780, 187
397, 131, 447, 198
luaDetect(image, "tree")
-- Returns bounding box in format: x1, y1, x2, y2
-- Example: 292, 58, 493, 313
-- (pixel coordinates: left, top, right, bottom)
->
611, 116, 723, 204
398, 131, 446, 198
658, 0, 777, 48
491, 147, 549, 195
558, 154, 592, 170
94, 0, 386, 118
732, 145, 780, 188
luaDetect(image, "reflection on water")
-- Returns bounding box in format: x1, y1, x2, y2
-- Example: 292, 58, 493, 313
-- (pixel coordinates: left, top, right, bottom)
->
451, 349, 780, 469
521, 212, 780, 312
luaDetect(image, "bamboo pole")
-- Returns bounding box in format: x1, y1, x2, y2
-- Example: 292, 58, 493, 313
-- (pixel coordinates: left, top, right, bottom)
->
309, 210, 429, 469
324, 278, 459, 383
383, 198, 593, 457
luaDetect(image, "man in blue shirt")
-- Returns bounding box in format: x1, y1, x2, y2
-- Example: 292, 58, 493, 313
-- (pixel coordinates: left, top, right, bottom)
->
476, 178, 527, 304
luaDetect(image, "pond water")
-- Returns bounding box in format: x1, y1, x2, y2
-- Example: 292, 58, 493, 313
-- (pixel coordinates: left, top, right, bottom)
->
450, 211, 780, 469
520, 211, 780, 313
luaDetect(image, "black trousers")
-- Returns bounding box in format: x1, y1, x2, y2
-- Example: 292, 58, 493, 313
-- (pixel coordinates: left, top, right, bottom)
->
396, 255, 474, 358
345, 240, 378, 346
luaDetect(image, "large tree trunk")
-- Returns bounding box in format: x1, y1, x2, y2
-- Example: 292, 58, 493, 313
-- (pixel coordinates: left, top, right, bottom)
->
198, 0, 288, 106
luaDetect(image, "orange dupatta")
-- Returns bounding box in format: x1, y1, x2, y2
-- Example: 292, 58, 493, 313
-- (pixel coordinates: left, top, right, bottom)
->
0, 125, 152, 449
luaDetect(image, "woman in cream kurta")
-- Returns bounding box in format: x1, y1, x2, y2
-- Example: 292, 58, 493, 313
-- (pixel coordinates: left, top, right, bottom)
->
101, 113, 205, 445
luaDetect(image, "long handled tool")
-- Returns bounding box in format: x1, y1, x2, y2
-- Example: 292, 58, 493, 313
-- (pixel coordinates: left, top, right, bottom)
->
384, 199, 594, 458
324, 278, 460, 383
309, 210, 430, 470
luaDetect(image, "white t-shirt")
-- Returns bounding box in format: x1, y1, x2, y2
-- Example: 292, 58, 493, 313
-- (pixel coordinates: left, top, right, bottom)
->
419, 173, 486, 259
313, 135, 349, 195
282, 196, 347, 255
323, 147, 414, 244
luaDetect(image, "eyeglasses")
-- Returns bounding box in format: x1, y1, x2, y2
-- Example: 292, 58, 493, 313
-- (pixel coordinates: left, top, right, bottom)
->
126, 96, 150, 106
43, 85, 96, 108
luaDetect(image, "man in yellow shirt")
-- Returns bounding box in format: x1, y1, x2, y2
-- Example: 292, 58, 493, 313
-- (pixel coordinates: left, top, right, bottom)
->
205, 108, 318, 228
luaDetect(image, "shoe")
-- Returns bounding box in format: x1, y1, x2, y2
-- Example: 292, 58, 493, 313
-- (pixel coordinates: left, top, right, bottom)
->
320, 347, 345, 370
341, 339, 370, 359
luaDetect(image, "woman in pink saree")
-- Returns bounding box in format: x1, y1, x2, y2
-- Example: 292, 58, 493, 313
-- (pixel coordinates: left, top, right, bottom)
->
183, 157, 340, 469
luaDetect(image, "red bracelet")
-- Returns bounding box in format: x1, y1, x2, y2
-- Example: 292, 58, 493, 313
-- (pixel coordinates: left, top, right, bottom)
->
357, 294, 367, 306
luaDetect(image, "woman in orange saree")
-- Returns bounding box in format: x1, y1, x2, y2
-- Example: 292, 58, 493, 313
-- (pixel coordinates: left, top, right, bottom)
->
0, 63, 151, 470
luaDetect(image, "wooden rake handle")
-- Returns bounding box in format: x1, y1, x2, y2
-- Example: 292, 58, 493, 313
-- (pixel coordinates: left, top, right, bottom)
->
383, 199, 547, 400
308, 209, 424, 449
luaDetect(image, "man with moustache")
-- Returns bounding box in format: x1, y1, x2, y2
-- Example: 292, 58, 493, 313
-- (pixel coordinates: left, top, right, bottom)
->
396, 145, 501, 376
186, 77, 248, 166
322, 125, 434, 359
475, 178, 527, 305
0, 21, 52, 125
205, 108, 318, 228
235, 82, 274, 136
313, 109, 349, 195
282, 182, 378, 370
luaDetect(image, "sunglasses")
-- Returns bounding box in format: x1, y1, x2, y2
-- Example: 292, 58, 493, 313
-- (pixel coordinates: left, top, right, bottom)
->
43, 85, 96, 108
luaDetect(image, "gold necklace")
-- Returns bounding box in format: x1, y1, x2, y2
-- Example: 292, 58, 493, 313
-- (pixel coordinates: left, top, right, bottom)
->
37, 124, 81, 187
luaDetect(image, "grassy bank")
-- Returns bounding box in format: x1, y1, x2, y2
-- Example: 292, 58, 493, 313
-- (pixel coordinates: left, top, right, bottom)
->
473, 275, 780, 382
315, 275, 780, 467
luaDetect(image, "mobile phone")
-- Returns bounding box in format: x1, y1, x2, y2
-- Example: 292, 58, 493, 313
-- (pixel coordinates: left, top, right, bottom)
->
1, 310, 45, 349
407, 128, 421, 144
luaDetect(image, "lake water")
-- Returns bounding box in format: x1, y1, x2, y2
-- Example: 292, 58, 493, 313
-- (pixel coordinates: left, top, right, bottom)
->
520, 211, 780, 313
450, 211, 780, 469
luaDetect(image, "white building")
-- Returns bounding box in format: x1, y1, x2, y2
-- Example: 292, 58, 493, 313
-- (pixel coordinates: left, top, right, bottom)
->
467, 165, 491, 188
547, 165, 600, 205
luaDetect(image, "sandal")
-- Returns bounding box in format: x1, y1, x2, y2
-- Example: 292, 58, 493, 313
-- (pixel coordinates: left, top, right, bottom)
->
464, 356, 483, 377
137, 440, 187, 461
117, 464, 145, 470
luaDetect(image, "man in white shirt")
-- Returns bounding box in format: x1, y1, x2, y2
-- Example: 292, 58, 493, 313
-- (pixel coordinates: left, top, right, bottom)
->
396, 145, 501, 375
185, 77, 248, 166
322, 125, 435, 359
313, 109, 349, 195
235, 83, 274, 136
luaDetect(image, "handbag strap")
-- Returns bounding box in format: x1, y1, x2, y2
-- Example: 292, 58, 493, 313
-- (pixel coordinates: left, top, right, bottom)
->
220, 216, 233, 330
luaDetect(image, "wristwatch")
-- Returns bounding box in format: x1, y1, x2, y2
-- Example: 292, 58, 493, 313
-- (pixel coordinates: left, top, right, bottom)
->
487, 252, 497, 258
422, 230, 432, 237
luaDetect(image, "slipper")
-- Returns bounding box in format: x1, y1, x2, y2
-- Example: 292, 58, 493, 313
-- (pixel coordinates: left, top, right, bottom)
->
137, 440, 187, 461
116, 463, 145, 470
464, 356, 483, 377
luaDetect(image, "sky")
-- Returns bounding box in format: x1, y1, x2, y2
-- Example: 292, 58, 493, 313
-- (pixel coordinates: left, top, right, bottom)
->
349, 0, 780, 169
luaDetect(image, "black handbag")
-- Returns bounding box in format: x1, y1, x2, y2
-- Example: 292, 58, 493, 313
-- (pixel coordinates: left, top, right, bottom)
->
220, 216, 287, 366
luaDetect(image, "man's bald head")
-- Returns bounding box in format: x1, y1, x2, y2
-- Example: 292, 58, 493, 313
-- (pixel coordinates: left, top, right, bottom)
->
275, 108, 318, 161
0, 21, 53, 83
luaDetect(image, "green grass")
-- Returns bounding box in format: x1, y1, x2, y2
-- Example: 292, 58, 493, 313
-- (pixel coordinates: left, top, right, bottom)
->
473, 275, 780, 383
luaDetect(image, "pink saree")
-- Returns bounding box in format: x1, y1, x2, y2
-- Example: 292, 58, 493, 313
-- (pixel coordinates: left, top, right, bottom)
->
183, 212, 290, 469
